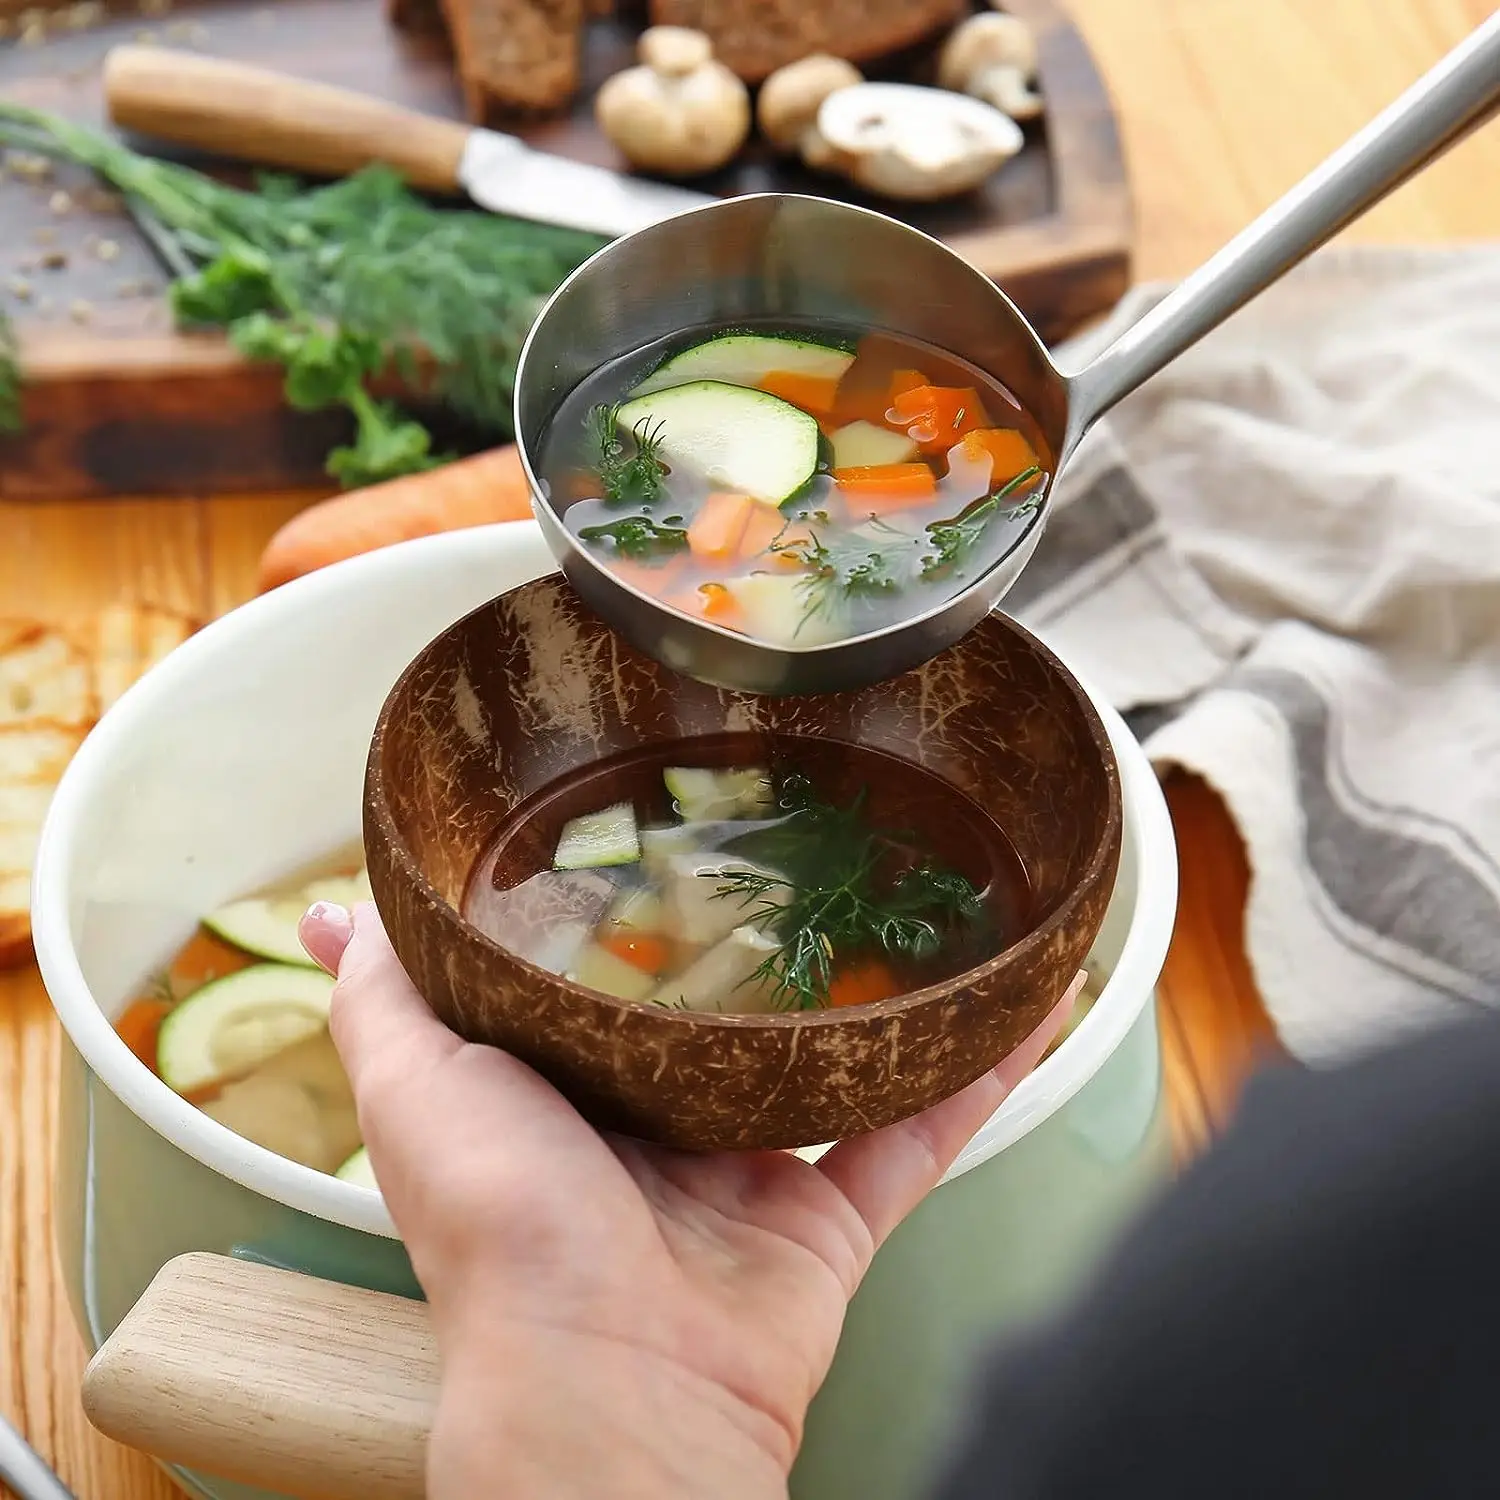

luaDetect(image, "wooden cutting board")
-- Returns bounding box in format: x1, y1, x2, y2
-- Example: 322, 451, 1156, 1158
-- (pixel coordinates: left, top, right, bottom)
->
0, 0, 1131, 500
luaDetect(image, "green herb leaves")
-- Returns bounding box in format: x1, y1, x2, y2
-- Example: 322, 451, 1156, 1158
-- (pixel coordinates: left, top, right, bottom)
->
577, 514, 690, 560
788, 464, 1047, 619
591, 404, 670, 506
719, 777, 985, 1010
0, 103, 605, 487
922, 464, 1045, 580
0, 312, 21, 436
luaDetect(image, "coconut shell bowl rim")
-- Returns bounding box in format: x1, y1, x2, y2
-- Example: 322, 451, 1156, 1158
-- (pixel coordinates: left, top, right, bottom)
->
364, 580, 1124, 1036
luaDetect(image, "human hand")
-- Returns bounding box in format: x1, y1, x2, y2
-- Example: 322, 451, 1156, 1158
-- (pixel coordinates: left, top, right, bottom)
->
301, 901, 1081, 1500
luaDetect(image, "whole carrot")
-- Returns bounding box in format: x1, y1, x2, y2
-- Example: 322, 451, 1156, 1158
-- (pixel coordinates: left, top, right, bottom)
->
256, 446, 535, 592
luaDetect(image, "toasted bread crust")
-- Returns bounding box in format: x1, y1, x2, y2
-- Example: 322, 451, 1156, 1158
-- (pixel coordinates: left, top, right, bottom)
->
439, 0, 585, 118
0, 606, 200, 971
648, 0, 967, 82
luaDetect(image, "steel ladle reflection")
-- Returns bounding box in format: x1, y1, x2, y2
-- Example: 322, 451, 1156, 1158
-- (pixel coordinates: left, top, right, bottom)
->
515, 12, 1500, 696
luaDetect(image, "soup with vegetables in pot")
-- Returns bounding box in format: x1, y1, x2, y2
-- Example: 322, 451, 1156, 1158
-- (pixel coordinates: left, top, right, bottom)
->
113, 858, 377, 1186
464, 734, 1033, 1014
539, 324, 1051, 648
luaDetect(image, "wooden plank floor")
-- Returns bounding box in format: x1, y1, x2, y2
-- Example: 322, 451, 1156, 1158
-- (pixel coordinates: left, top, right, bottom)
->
4, 0, 1500, 1494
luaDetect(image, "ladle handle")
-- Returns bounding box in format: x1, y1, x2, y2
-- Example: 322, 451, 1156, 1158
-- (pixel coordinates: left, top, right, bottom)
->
1062, 9, 1500, 454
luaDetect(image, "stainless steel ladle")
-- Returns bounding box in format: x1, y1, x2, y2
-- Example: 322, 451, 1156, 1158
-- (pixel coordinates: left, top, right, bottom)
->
515, 11, 1500, 697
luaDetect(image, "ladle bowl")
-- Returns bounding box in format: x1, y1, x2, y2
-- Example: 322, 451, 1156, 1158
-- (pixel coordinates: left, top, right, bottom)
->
514, 11, 1500, 696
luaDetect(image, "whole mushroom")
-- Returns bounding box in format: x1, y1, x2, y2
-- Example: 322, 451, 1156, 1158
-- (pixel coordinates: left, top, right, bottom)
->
938, 12, 1044, 122
756, 54, 863, 170
816, 82, 1024, 201
595, 26, 751, 177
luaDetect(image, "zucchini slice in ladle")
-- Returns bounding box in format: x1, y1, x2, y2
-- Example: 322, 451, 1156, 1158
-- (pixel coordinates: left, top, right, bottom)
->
634, 333, 854, 395
613, 382, 820, 507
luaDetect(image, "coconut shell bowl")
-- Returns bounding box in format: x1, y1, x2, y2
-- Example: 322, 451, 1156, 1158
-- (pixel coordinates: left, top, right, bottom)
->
364, 575, 1121, 1152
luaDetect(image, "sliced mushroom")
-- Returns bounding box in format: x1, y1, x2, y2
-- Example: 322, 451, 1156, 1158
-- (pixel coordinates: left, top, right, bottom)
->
595, 25, 751, 177
816, 82, 1024, 201
938, 12, 1044, 122
757, 54, 863, 168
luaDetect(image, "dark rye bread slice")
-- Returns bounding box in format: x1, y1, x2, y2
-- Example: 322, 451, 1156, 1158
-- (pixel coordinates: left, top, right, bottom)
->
648, 0, 968, 83
390, 0, 585, 119
446, 0, 584, 117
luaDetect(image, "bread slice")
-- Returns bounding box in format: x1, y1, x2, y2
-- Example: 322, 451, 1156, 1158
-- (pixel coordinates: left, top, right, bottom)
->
0, 605, 200, 970
89, 602, 199, 713
437, 0, 585, 120
0, 721, 91, 967
0, 621, 95, 728
648, 0, 968, 82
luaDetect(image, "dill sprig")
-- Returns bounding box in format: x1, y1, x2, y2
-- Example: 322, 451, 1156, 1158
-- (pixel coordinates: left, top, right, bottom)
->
786, 464, 1048, 623
0, 311, 20, 435
591, 403, 670, 505
921, 464, 1045, 580
718, 776, 984, 1010
0, 105, 604, 485
578, 513, 689, 560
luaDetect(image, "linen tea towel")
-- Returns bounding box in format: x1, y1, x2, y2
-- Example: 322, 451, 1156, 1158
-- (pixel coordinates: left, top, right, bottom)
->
1007, 245, 1500, 1065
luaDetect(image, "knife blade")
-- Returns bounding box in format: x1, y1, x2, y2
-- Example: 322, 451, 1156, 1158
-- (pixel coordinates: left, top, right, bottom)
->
452, 128, 714, 238
101, 45, 715, 240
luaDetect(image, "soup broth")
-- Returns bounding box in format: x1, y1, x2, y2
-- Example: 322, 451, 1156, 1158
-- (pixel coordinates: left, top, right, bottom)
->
537, 322, 1052, 648
463, 734, 1032, 1015
113, 856, 377, 1185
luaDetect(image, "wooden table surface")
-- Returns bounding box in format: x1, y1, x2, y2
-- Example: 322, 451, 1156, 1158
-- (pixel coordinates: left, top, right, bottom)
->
4, 1, 1498, 1494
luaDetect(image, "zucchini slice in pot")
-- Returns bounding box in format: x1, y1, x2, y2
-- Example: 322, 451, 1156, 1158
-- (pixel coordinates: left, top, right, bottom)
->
202, 869, 372, 965
157, 963, 336, 1095
335, 1146, 379, 1189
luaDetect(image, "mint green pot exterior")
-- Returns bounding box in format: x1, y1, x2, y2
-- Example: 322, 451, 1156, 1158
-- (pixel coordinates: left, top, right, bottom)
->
38, 525, 1176, 1500
56, 1002, 1165, 1500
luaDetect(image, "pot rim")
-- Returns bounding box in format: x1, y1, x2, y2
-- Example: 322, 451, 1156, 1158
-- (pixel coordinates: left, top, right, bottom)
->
32, 524, 1177, 1241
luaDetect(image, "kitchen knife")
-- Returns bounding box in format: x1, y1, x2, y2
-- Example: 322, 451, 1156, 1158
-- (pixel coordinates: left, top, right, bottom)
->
101, 45, 716, 239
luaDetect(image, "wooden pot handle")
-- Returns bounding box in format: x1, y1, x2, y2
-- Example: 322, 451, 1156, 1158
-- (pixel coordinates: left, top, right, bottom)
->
102, 46, 471, 195
82, 1253, 434, 1500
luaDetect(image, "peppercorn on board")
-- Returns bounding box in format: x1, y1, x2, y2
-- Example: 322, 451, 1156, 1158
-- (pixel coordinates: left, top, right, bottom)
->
0, 0, 1129, 500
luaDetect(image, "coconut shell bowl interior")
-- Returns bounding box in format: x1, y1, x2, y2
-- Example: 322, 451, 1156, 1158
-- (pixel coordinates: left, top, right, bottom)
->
364, 576, 1122, 1152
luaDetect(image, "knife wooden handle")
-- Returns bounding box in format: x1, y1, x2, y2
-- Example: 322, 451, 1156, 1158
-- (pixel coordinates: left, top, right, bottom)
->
82, 1253, 434, 1500
103, 46, 471, 195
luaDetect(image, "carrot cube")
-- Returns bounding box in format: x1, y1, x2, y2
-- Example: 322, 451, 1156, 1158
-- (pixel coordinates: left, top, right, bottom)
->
758, 370, 842, 416
833, 463, 939, 514
668, 582, 743, 628
737, 503, 790, 559
960, 427, 1040, 484
827, 960, 903, 1009
687, 492, 755, 560
890, 384, 989, 451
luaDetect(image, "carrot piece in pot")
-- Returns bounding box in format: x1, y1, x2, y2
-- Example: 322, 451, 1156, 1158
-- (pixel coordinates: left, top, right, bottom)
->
116, 998, 172, 1070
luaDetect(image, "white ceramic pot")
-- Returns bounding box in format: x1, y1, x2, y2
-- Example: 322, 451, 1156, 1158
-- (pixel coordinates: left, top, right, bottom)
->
33, 522, 1177, 1500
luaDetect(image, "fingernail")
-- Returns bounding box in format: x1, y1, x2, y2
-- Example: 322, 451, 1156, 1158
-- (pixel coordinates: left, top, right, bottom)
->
300, 901, 354, 974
